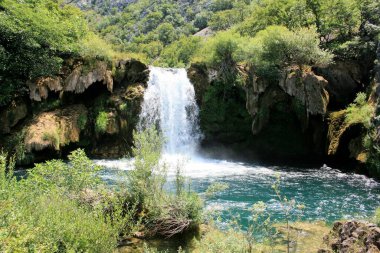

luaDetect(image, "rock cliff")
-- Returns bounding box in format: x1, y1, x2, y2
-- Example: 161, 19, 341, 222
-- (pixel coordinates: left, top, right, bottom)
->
0, 59, 148, 164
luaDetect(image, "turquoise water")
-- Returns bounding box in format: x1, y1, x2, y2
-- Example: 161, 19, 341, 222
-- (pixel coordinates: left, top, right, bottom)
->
96, 156, 380, 227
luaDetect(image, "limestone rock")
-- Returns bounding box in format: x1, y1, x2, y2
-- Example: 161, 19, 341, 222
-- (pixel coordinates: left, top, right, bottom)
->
64, 61, 113, 93
24, 104, 87, 152
0, 100, 28, 134
187, 63, 210, 105
123, 59, 149, 84
245, 67, 329, 136
28, 61, 113, 101
29, 76, 63, 101
124, 83, 145, 101
105, 112, 120, 135
194, 27, 214, 37
279, 67, 329, 116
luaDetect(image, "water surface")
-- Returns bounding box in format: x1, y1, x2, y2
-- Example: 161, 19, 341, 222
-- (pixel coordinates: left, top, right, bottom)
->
96, 155, 380, 227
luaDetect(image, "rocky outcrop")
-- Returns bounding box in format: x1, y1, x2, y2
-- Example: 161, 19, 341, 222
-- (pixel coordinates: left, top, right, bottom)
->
28, 61, 113, 101
0, 58, 149, 164
187, 63, 211, 105
0, 100, 28, 134
24, 104, 87, 152
279, 67, 329, 116
314, 61, 365, 110
115, 59, 149, 85
246, 67, 329, 136
320, 221, 380, 253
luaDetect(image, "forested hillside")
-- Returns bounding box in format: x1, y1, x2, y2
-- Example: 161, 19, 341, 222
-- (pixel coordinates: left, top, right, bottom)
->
75, 0, 379, 68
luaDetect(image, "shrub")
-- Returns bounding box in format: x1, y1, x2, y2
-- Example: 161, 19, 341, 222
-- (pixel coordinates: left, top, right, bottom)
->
157, 23, 177, 45
345, 92, 374, 128
128, 128, 203, 238
2, 192, 118, 253
209, 9, 242, 31
26, 149, 101, 193
128, 127, 164, 204
238, 0, 312, 37
194, 12, 210, 30
0, 150, 117, 253
95, 111, 109, 134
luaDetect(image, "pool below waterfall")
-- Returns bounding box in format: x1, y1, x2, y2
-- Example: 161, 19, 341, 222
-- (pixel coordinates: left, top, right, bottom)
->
96, 155, 380, 228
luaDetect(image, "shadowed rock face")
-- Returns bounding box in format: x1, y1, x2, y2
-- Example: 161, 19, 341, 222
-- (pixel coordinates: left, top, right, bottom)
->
0, 99, 28, 134
314, 61, 365, 110
246, 67, 329, 136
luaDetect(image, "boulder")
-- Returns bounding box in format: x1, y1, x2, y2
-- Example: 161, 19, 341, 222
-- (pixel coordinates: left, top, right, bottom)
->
321, 221, 380, 253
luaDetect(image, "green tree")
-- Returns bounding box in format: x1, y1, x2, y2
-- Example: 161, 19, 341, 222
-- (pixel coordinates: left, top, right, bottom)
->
251, 26, 333, 73
157, 22, 177, 45
158, 36, 201, 67
238, 0, 312, 36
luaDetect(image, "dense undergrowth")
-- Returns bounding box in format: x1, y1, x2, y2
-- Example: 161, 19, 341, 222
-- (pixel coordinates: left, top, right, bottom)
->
0, 128, 203, 252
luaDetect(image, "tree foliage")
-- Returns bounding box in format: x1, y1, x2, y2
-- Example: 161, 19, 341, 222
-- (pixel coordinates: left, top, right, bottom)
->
250, 26, 333, 73
0, 0, 115, 106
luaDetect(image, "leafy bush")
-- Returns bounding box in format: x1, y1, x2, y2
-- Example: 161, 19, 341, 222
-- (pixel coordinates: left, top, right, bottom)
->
345, 92, 374, 128
128, 128, 203, 237
0, 150, 118, 253
209, 9, 242, 31
157, 23, 178, 45
95, 111, 109, 134
238, 0, 312, 37
26, 149, 101, 193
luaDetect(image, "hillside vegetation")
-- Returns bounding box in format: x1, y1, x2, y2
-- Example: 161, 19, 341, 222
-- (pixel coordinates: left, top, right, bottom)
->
81, 0, 379, 69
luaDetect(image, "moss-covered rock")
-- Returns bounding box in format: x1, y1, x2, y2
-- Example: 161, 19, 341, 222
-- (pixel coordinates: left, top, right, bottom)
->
24, 104, 87, 152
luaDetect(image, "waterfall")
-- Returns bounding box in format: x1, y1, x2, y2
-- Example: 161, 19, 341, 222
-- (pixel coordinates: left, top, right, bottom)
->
138, 67, 201, 155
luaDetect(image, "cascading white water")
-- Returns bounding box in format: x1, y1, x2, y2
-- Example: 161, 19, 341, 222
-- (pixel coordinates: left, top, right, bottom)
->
138, 67, 201, 155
